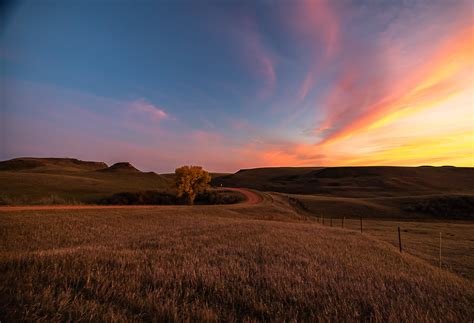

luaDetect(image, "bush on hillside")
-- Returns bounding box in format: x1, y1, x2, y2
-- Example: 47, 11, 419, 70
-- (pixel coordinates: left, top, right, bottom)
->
195, 190, 246, 205
402, 195, 474, 219
98, 191, 177, 205
98, 190, 245, 205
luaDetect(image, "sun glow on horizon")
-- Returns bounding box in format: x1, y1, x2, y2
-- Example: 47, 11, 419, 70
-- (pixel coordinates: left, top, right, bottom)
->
1, 0, 473, 172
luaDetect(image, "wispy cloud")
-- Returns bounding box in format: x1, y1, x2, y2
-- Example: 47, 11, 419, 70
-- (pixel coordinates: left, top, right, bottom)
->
231, 16, 276, 98
293, 0, 340, 101
316, 25, 473, 146
129, 99, 172, 122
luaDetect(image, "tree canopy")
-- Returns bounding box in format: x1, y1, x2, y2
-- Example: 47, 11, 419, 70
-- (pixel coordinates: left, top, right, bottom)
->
175, 166, 211, 205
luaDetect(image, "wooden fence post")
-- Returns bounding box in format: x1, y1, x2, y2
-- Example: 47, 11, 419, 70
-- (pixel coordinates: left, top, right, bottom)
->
398, 226, 402, 253
360, 217, 363, 233
439, 232, 442, 268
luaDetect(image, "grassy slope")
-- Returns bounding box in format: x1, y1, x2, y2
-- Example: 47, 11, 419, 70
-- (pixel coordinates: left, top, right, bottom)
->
214, 166, 474, 220
0, 158, 171, 204
0, 204, 473, 321
213, 166, 474, 197
282, 192, 474, 279
333, 218, 474, 281
286, 193, 474, 219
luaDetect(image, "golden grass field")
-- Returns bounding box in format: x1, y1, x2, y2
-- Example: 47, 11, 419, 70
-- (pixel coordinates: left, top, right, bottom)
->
1, 196, 473, 321
283, 193, 474, 280
1, 159, 473, 321
312, 217, 474, 281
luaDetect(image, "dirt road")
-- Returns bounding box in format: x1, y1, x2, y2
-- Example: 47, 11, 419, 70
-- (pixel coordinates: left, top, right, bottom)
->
221, 187, 263, 205
0, 188, 264, 212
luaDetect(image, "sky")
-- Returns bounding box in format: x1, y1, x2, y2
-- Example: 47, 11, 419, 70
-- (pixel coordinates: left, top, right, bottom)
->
1, 0, 473, 172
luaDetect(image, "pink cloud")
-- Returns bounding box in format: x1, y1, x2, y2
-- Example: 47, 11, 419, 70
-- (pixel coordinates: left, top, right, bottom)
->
297, 71, 315, 102
130, 99, 172, 122
258, 54, 276, 98
293, 0, 340, 101
314, 22, 473, 146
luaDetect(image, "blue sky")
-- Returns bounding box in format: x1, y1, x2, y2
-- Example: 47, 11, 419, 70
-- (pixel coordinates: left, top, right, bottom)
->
1, 0, 473, 172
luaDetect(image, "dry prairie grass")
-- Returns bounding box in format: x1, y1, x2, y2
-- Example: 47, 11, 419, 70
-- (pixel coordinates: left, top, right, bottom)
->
1, 205, 473, 321
335, 218, 474, 281
285, 193, 474, 280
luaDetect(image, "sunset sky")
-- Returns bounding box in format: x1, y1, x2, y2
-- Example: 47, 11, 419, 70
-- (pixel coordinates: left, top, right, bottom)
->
1, 0, 473, 172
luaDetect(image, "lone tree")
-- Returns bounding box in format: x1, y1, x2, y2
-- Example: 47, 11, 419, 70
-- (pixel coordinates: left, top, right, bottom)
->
175, 166, 211, 205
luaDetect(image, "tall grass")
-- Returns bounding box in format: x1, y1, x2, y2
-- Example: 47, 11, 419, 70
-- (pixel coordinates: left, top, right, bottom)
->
333, 217, 474, 280
1, 206, 472, 321
0, 194, 84, 206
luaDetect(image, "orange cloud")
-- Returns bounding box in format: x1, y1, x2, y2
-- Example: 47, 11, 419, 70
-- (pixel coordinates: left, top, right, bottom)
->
317, 26, 473, 147
268, 24, 473, 168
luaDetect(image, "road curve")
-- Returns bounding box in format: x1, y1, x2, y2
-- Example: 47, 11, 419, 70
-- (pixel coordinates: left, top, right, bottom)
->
221, 187, 264, 205
0, 188, 263, 212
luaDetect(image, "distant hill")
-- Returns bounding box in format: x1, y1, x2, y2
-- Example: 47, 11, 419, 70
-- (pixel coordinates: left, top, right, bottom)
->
289, 193, 474, 220
212, 166, 474, 197
0, 157, 171, 204
100, 162, 141, 173
0, 157, 108, 172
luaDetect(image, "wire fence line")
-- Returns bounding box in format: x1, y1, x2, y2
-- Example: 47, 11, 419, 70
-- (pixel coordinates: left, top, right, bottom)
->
287, 195, 472, 279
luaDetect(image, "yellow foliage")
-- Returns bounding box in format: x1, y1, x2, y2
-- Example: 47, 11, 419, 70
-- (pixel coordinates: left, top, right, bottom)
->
175, 166, 211, 205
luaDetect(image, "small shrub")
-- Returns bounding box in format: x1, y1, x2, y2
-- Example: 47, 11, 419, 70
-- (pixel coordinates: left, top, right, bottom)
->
402, 195, 474, 219
98, 191, 178, 205
98, 190, 245, 205
195, 190, 246, 205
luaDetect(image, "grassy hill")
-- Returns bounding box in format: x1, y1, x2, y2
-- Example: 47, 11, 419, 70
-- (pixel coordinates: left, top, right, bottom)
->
0, 157, 171, 204
212, 166, 474, 219
2, 158, 473, 219
286, 193, 474, 220
1, 160, 473, 320
213, 166, 474, 197
1, 204, 472, 321
0, 157, 108, 172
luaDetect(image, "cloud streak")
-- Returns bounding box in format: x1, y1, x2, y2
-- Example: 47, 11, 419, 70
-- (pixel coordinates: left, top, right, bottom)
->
316, 25, 473, 147
293, 0, 340, 101
230, 15, 276, 98
130, 99, 172, 122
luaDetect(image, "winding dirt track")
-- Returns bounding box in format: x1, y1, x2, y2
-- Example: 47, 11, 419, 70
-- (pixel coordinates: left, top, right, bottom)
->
221, 187, 263, 205
0, 188, 264, 212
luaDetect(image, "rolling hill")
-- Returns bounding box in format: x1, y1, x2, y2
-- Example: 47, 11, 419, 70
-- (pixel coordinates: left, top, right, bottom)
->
0, 157, 171, 204
212, 166, 474, 219
286, 193, 474, 220
212, 166, 474, 197
2, 158, 474, 218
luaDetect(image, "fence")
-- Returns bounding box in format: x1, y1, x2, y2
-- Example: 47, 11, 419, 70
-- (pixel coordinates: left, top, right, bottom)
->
315, 216, 449, 270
